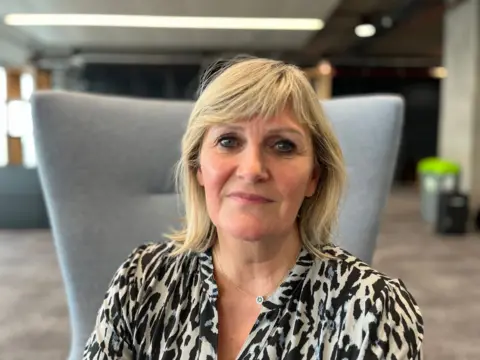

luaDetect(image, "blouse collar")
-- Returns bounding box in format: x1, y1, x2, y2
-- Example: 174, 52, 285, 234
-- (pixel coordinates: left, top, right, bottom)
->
198, 246, 314, 310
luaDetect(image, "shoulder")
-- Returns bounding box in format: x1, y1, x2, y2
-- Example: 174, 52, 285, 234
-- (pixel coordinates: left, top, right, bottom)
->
317, 244, 423, 315
314, 244, 424, 357
85, 241, 198, 357
102, 241, 200, 321
115, 240, 196, 288
317, 244, 416, 295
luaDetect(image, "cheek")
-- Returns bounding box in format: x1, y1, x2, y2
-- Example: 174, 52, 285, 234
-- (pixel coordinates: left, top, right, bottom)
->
275, 166, 314, 199
199, 155, 232, 197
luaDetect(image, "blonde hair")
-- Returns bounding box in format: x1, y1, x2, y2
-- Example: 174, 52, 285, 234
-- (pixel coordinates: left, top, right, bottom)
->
167, 57, 346, 258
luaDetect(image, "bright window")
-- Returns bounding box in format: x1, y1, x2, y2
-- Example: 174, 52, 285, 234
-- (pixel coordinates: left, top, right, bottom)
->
7, 100, 32, 137
22, 132, 37, 168
21, 72, 35, 101
7, 99, 36, 167
0, 67, 6, 102
0, 69, 39, 167
0, 104, 7, 167
0, 67, 6, 166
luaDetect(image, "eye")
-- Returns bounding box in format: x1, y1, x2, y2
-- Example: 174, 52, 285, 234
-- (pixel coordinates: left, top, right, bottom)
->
274, 140, 296, 153
216, 135, 240, 149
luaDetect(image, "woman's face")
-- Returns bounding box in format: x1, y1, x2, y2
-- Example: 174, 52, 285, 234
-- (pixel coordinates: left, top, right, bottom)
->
197, 109, 319, 243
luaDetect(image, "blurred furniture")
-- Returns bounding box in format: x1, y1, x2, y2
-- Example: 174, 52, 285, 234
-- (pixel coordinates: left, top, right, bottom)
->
0, 167, 49, 228
32, 91, 403, 360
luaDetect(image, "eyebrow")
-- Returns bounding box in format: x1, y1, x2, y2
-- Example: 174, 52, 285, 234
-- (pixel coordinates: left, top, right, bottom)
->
213, 125, 306, 139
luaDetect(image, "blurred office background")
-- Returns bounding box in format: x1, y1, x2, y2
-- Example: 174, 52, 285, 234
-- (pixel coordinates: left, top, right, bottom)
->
0, 0, 479, 359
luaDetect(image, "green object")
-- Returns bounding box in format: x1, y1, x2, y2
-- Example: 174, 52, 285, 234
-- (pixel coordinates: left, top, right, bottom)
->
417, 157, 461, 223
417, 157, 460, 175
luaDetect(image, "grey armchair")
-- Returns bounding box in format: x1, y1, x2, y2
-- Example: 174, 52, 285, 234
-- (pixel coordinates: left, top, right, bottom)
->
32, 91, 403, 360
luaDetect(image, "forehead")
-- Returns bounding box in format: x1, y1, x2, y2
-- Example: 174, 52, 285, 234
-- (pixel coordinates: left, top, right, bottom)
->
210, 109, 308, 134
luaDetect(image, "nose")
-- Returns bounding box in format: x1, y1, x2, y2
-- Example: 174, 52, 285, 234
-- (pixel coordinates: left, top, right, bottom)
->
236, 146, 269, 183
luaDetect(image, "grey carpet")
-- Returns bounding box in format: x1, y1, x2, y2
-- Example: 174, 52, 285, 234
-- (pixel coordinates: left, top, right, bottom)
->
0, 188, 479, 359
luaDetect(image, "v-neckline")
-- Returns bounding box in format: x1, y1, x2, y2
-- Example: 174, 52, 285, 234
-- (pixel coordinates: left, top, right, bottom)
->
198, 246, 314, 359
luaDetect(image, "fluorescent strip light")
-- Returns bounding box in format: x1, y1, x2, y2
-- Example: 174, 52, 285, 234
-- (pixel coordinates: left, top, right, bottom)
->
4, 14, 324, 31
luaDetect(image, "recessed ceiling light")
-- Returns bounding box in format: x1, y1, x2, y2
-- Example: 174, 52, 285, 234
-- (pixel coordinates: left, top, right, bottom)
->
354, 23, 376, 38
430, 67, 448, 79
381, 16, 393, 28
4, 14, 324, 31
317, 60, 333, 75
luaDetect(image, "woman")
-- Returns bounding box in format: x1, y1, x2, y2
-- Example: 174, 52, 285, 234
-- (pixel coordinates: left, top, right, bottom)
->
84, 57, 424, 359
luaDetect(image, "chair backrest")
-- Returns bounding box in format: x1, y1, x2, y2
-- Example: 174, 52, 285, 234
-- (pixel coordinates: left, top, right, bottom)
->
32, 91, 403, 360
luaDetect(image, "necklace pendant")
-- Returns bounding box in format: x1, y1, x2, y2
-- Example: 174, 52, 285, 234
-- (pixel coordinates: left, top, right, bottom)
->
256, 296, 264, 304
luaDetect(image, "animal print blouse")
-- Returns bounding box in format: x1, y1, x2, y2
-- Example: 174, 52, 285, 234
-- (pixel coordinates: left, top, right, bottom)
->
83, 241, 424, 359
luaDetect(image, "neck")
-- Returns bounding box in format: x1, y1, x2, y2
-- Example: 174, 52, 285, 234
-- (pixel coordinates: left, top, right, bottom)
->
212, 228, 301, 297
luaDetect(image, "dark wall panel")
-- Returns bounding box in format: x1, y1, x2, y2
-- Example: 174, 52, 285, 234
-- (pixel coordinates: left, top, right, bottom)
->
333, 74, 440, 184
82, 64, 201, 100
0, 168, 50, 229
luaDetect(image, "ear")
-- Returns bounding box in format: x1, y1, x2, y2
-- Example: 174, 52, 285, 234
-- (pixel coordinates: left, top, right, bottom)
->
305, 164, 320, 198
196, 166, 204, 186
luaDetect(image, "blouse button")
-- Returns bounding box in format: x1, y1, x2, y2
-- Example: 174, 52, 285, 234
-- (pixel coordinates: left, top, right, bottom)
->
256, 296, 264, 304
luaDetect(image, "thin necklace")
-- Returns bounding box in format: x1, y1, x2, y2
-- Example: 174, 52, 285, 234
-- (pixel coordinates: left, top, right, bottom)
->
213, 248, 292, 305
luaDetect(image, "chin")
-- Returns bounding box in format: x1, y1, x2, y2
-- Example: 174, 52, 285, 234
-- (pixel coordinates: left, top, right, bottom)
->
222, 220, 277, 242
216, 211, 290, 242
227, 229, 267, 242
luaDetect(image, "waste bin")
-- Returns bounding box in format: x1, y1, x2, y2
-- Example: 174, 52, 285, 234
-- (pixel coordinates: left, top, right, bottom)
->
435, 191, 469, 235
417, 157, 461, 223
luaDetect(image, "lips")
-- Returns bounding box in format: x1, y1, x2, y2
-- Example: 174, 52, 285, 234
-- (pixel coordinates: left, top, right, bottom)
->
228, 192, 273, 203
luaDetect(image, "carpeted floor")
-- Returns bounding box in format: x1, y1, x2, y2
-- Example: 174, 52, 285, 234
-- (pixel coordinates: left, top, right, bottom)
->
0, 188, 479, 359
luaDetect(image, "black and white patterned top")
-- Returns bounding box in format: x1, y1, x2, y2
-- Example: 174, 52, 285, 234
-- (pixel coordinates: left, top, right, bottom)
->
83, 241, 424, 359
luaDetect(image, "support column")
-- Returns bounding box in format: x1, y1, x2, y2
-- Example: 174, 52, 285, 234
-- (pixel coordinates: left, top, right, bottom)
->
36, 69, 51, 90
50, 68, 67, 90
304, 60, 333, 100
438, 0, 480, 208
6, 69, 22, 166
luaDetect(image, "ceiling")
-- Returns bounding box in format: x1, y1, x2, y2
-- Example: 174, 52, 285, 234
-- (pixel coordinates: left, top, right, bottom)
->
0, 0, 339, 64
0, 0, 449, 68
301, 0, 445, 67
